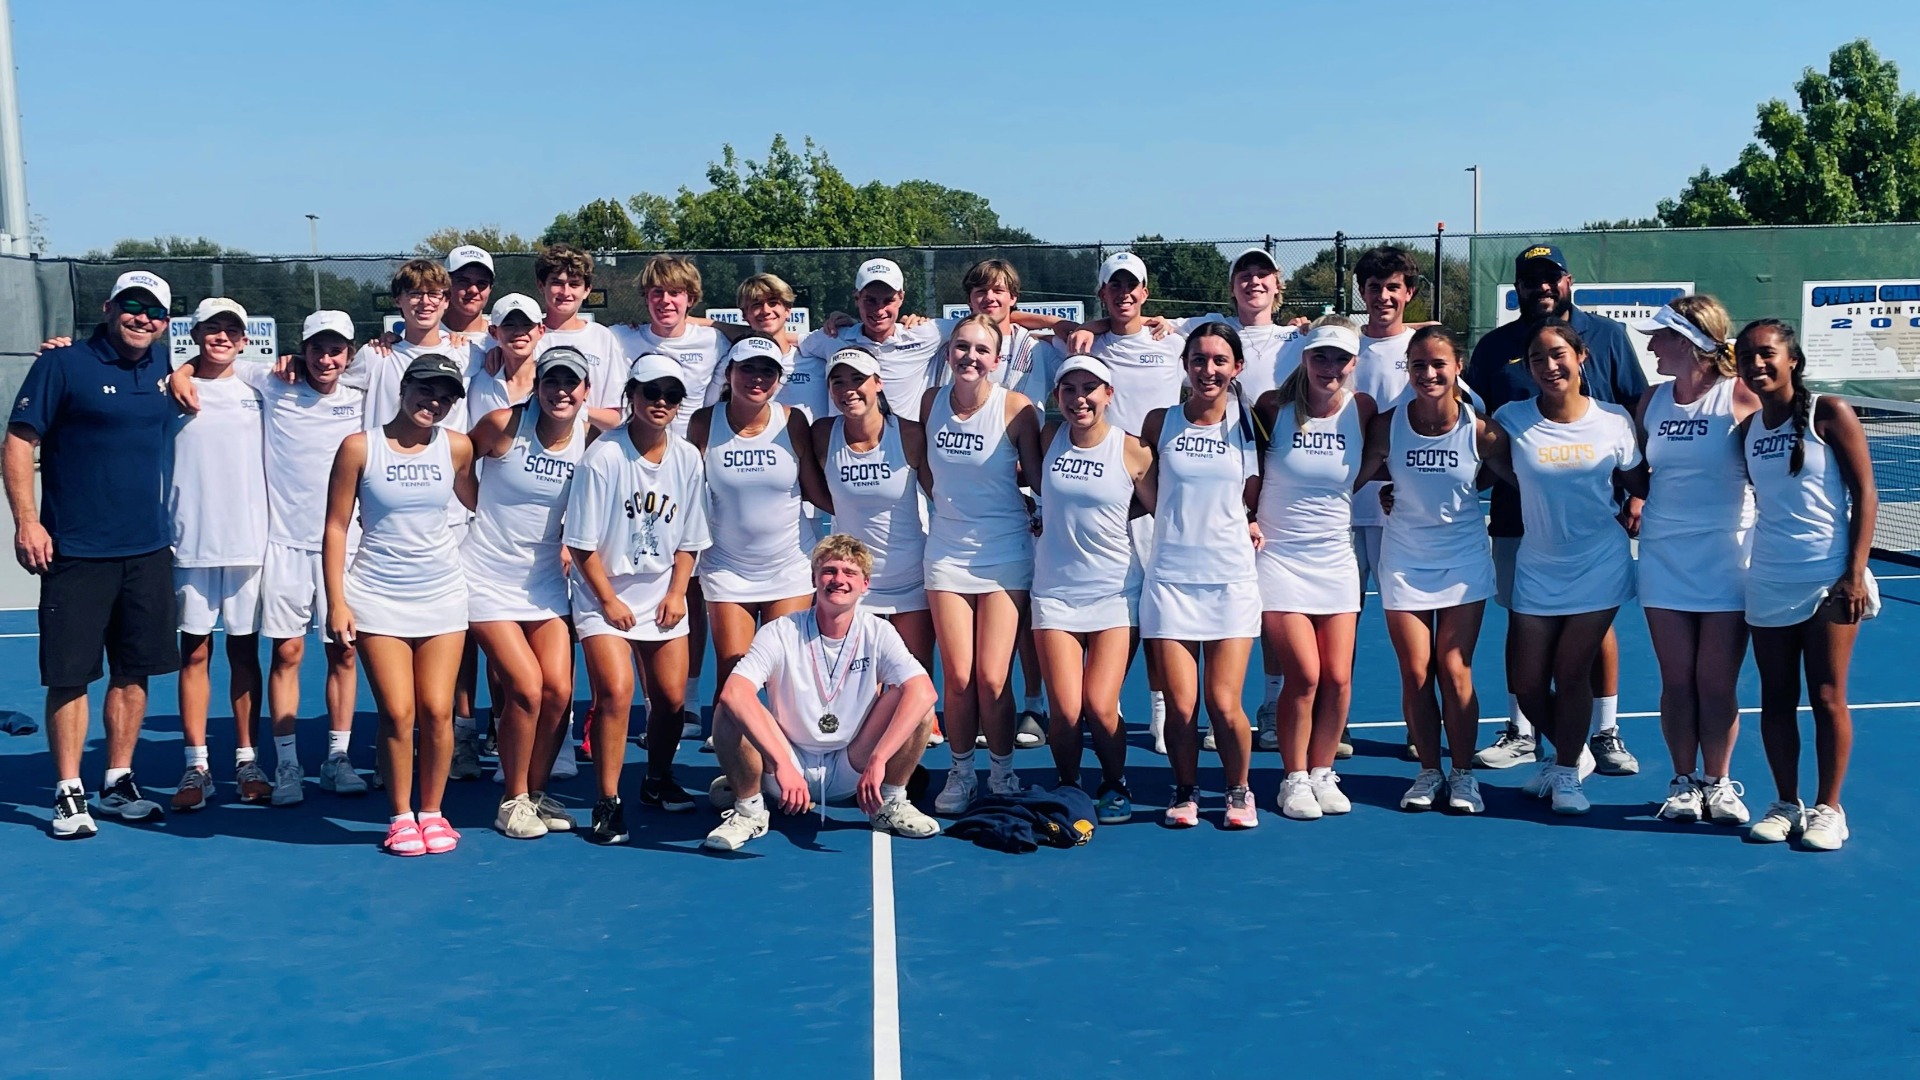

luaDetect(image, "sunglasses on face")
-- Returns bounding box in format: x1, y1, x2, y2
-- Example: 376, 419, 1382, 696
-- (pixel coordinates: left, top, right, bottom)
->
117, 297, 169, 320
639, 382, 686, 404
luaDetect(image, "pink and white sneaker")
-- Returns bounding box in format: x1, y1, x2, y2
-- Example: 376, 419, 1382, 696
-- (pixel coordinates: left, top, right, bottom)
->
382, 816, 425, 856
419, 814, 461, 854
1164, 786, 1200, 828
1223, 785, 1259, 829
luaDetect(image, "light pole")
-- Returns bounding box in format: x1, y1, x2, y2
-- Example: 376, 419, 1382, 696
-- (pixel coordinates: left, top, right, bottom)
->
1464, 165, 1480, 234
305, 213, 321, 309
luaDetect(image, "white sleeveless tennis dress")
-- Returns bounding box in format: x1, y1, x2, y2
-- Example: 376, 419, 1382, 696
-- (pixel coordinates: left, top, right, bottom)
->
462, 406, 588, 622
1378, 402, 1495, 611
1639, 378, 1754, 612
1744, 395, 1879, 627
1141, 407, 1261, 639
345, 429, 467, 637
825, 416, 928, 614
1033, 424, 1141, 632
700, 404, 813, 604
923, 384, 1034, 593
1255, 394, 1363, 615
1498, 397, 1641, 617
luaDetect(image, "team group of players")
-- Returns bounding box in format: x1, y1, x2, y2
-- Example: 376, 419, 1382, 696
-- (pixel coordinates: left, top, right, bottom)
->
11, 240, 1876, 854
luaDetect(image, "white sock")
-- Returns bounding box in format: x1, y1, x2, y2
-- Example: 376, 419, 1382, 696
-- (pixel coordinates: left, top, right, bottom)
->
737, 792, 767, 816
1507, 695, 1534, 739
235, 746, 257, 766
949, 750, 975, 772
417, 809, 446, 823
1590, 696, 1619, 737
880, 783, 907, 804
454, 715, 479, 737
390, 813, 415, 825
327, 729, 350, 756
185, 744, 209, 770
274, 734, 298, 768
1263, 675, 1282, 708
988, 751, 1015, 780
1702, 774, 1720, 785
104, 766, 130, 787
57, 777, 83, 796
1150, 691, 1166, 729
1308, 765, 1332, 781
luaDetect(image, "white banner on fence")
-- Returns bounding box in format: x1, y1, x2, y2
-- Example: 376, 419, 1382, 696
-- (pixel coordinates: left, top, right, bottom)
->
1801, 280, 1920, 381
1496, 282, 1692, 382
169, 316, 278, 366
940, 300, 1085, 324
705, 307, 811, 337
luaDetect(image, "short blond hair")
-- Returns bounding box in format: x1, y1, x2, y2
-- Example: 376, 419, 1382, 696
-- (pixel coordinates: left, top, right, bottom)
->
736, 272, 795, 309
639, 253, 703, 306
811, 533, 874, 578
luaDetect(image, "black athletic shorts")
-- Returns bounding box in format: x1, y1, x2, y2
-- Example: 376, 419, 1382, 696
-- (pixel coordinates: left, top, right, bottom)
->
38, 547, 180, 687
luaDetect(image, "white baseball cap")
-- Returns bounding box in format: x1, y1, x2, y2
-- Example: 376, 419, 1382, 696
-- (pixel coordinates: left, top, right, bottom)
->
1299, 323, 1361, 356
1230, 247, 1279, 274
1053, 354, 1114, 387
627, 353, 686, 390
854, 258, 905, 293
447, 245, 495, 275
1097, 251, 1147, 289
108, 270, 171, 310
488, 292, 543, 327
828, 346, 881, 379
191, 297, 248, 328
302, 310, 355, 343
727, 335, 792, 375
1632, 304, 1720, 352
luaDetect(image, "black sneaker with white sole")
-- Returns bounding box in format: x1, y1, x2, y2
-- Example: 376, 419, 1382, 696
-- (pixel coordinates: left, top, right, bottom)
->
97, 773, 163, 821
640, 774, 696, 812
588, 796, 628, 844
51, 790, 97, 839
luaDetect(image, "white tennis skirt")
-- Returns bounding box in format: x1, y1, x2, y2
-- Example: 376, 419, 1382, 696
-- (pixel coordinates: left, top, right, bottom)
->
345, 574, 468, 639
1256, 536, 1360, 615
464, 555, 570, 624
1378, 552, 1496, 612
1140, 579, 1260, 641
1510, 540, 1635, 617
571, 570, 691, 642
700, 555, 813, 606
861, 581, 929, 615
1637, 530, 1749, 613
1032, 589, 1139, 633
924, 557, 1033, 595
1746, 571, 1880, 628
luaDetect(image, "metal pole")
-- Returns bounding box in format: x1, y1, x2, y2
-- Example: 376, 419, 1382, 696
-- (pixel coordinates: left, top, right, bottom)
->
1465, 165, 1481, 234
0, 0, 31, 255
1333, 232, 1348, 316
305, 214, 320, 310
1433, 224, 1445, 326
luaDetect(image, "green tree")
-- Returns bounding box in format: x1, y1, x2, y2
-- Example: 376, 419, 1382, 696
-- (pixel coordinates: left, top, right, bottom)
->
1131, 234, 1231, 319
414, 225, 536, 256
540, 198, 645, 250
87, 235, 236, 259
1658, 39, 1920, 225
1582, 217, 1663, 230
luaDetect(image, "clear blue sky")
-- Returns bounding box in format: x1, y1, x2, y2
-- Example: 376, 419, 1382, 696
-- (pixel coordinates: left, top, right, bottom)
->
15, 0, 1920, 255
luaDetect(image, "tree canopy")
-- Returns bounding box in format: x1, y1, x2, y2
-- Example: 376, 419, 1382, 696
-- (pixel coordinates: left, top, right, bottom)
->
1656, 39, 1920, 226
414, 225, 535, 256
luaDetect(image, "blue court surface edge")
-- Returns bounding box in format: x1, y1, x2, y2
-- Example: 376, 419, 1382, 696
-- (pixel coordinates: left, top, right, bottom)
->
1, 565, 1916, 1079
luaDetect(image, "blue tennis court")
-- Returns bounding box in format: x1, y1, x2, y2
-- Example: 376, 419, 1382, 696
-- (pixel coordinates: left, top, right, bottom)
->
0, 566, 1915, 1078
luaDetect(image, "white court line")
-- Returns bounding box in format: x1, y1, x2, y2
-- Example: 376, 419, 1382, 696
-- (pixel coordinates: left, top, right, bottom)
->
872, 832, 902, 1080
1347, 699, 1920, 729
0, 632, 34, 639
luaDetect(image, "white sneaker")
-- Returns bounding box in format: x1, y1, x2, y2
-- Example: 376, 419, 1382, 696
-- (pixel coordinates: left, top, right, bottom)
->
1576, 744, 1596, 781
50, 789, 97, 839
550, 730, 579, 781
1658, 775, 1703, 822
1446, 769, 1483, 814
703, 806, 770, 851
495, 794, 549, 839
1473, 730, 1538, 769
271, 759, 304, 806
988, 769, 1026, 797
317, 752, 367, 795
708, 775, 736, 811
1703, 777, 1750, 825
1278, 773, 1321, 820
1547, 766, 1590, 815
449, 730, 482, 780
1521, 762, 1554, 799
934, 769, 977, 815
871, 799, 941, 838
1801, 803, 1848, 851
1748, 800, 1804, 843
1310, 770, 1351, 814
532, 791, 574, 831
1400, 768, 1444, 810
1150, 713, 1167, 756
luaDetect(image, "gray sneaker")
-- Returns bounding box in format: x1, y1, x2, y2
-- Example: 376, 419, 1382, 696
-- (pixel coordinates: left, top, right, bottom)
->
532, 791, 575, 832
235, 760, 273, 804
449, 731, 483, 781
97, 773, 163, 822
1588, 731, 1639, 776
495, 793, 549, 839
317, 752, 367, 795
271, 759, 304, 806
1473, 730, 1538, 769
871, 798, 941, 838
704, 806, 770, 851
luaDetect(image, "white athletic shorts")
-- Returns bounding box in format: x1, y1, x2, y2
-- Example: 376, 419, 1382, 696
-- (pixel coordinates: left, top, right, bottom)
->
1032, 589, 1139, 633
861, 581, 929, 615
260, 542, 329, 641
1638, 530, 1750, 613
1258, 536, 1361, 615
923, 558, 1033, 595
1745, 571, 1880, 629
763, 743, 861, 806
1140, 579, 1260, 641
572, 569, 690, 642
175, 564, 263, 636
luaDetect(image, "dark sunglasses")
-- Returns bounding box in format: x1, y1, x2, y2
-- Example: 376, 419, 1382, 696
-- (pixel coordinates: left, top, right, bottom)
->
639, 382, 686, 405
117, 297, 169, 320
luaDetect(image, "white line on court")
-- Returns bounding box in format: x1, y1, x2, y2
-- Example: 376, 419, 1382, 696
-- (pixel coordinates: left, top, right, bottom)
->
872, 832, 902, 1080
1346, 699, 1920, 729
0, 632, 34, 639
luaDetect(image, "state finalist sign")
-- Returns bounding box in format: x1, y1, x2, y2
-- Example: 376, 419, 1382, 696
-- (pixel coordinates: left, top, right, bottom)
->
940, 300, 1085, 324
705, 307, 812, 337
169, 316, 278, 366
1496, 283, 1691, 383
1801, 280, 1920, 381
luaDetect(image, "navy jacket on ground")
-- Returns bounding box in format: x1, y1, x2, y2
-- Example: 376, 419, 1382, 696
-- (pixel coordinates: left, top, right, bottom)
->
947, 785, 1098, 853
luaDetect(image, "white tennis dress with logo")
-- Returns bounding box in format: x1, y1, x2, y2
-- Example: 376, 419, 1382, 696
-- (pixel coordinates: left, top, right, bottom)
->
825, 415, 927, 614
700, 404, 813, 604
1378, 402, 1496, 611
923, 384, 1033, 593
1498, 397, 1641, 617
1743, 395, 1879, 627
1637, 378, 1753, 612
1033, 424, 1141, 632
1142, 406, 1261, 639
345, 428, 468, 637
463, 406, 588, 622
1255, 394, 1363, 615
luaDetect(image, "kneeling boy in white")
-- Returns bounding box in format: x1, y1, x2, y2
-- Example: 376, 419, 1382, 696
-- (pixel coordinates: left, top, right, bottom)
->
705, 535, 941, 851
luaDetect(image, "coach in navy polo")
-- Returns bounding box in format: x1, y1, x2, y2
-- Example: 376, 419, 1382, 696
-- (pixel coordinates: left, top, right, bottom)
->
5, 270, 181, 839
1464, 244, 1649, 775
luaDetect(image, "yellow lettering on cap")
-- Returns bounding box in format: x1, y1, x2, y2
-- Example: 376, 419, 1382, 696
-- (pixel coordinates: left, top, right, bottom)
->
1523, 246, 1552, 260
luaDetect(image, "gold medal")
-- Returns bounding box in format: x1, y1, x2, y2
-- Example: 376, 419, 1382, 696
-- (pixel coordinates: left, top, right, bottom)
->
818, 712, 840, 734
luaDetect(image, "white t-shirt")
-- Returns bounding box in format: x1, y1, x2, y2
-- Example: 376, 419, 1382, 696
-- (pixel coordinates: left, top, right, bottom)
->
535, 321, 629, 413
562, 429, 712, 578
610, 323, 730, 436
243, 367, 366, 551
775, 345, 827, 421
1174, 315, 1301, 403
1087, 326, 1187, 437
799, 322, 944, 415
170, 375, 268, 568
1353, 328, 1416, 412
731, 608, 926, 753
349, 337, 487, 432
1499, 397, 1642, 554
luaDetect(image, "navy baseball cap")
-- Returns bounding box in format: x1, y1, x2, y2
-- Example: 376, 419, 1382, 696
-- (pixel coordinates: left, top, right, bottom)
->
1514, 244, 1569, 273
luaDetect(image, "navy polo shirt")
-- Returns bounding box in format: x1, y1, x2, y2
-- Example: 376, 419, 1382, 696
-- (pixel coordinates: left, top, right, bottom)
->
8, 327, 178, 558
1466, 307, 1649, 537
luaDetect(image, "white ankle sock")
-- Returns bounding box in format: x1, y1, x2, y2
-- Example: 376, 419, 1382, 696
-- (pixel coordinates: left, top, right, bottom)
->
57, 777, 83, 795
1590, 696, 1619, 737
1149, 691, 1166, 728
235, 746, 257, 766
988, 751, 1015, 779
328, 730, 351, 756
185, 745, 209, 770
104, 766, 130, 787
1507, 695, 1534, 739
880, 783, 907, 804
949, 750, 975, 772
1263, 675, 1282, 708
737, 792, 766, 816
274, 734, 298, 768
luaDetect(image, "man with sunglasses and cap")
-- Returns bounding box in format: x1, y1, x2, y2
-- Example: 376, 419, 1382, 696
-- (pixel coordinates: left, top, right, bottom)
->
6, 271, 180, 838
1465, 243, 1648, 776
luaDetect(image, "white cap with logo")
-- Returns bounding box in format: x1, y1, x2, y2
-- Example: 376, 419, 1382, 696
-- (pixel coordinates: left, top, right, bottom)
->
1299, 323, 1361, 356
1053, 354, 1114, 387
628, 353, 687, 390
488, 292, 543, 326
447, 245, 494, 274
1097, 251, 1147, 289
828, 346, 881, 379
302, 310, 355, 343
191, 297, 248, 328
854, 258, 905, 293
727, 335, 793, 374
108, 270, 172, 310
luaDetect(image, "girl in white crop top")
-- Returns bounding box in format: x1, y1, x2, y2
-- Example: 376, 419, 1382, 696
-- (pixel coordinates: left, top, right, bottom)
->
1734, 319, 1878, 851
323, 362, 477, 857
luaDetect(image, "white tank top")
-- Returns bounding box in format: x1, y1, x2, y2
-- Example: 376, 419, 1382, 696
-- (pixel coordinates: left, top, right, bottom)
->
1746, 394, 1850, 578
702, 404, 809, 579
826, 415, 925, 594
464, 406, 588, 582
350, 429, 461, 593
1383, 402, 1486, 569
925, 384, 1031, 565
1035, 424, 1139, 603
1148, 406, 1260, 585
1256, 394, 1362, 544
1641, 378, 1755, 540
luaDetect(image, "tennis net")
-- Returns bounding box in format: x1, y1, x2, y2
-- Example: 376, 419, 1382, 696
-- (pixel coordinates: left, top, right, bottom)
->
1847, 395, 1920, 566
